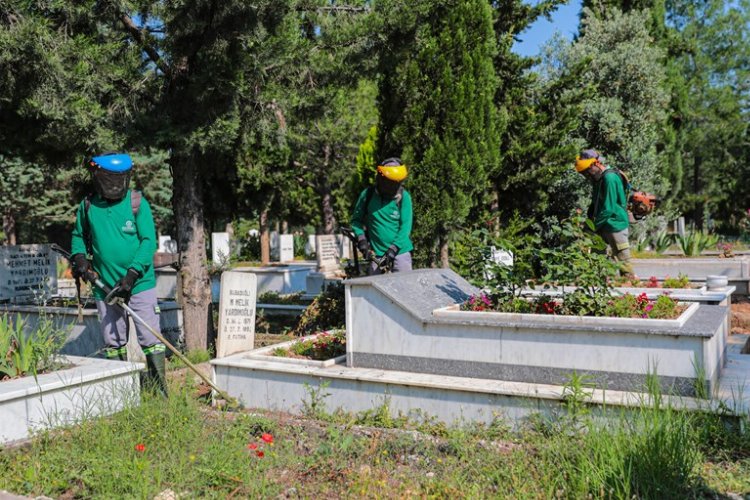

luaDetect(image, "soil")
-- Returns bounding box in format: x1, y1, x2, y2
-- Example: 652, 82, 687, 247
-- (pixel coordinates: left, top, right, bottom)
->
730, 296, 750, 353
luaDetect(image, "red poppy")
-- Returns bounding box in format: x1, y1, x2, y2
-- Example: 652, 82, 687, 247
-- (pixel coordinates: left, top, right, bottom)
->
256, 450, 265, 458
247, 443, 258, 450
134, 443, 146, 452
261, 433, 274, 444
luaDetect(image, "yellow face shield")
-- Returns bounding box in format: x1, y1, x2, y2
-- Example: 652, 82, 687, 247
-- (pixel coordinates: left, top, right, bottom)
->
377, 164, 408, 182
575, 156, 597, 173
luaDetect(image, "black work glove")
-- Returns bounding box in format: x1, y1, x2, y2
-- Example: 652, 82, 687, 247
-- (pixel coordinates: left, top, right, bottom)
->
72, 253, 93, 282
384, 244, 399, 263
114, 268, 141, 300
356, 234, 373, 259
379, 244, 399, 269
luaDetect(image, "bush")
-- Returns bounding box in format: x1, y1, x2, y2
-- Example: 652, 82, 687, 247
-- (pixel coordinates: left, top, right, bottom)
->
291, 283, 344, 336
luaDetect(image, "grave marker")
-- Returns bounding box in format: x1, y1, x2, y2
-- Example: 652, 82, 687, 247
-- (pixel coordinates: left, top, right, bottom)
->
279, 234, 294, 262
212, 232, 230, 265
483, 246, 513, 281
216, 271, 257, 358
315, 235, 340, 274
0, 244, 57, 301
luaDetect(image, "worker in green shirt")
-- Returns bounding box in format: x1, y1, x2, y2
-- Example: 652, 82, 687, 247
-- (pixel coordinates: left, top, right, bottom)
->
575, 149, 633, 275
70, 153, 167, 396
351, 157, 414, 274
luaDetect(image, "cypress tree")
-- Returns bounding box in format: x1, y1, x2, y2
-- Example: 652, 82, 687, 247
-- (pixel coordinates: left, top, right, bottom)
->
376, 0, 500, 267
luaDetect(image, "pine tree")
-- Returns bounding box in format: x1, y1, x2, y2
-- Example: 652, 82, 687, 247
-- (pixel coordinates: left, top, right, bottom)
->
376, 0, 500, 267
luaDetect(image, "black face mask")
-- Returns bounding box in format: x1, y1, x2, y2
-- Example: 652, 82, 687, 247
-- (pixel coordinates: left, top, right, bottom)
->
376, 175, 401, 198
93, 169, 130, 201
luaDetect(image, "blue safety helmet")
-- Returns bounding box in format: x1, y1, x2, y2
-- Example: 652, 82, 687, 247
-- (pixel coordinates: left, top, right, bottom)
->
89, 154, 133, 173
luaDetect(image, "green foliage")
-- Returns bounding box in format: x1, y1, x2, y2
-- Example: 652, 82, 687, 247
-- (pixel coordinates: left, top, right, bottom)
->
0, 313, 66, 380
550, 8, 669, 195
257, 291, 305, 305
662, 274, 690, 289
652, 230, 674, 254
274, 330, 345, 360
291, 283, 344, 337
676, 230, 720, 256
376, 0, 500, 266
667, 0, 750, 230
604, 293, 680, 319
538, 215, 620, 316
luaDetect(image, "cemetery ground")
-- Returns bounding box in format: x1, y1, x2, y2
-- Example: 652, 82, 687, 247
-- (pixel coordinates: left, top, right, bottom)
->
1, 317, 750, 499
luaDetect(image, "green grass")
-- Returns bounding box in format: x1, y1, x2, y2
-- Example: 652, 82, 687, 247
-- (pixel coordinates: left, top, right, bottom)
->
167, 348, 212, 370
1, 381, 749, 499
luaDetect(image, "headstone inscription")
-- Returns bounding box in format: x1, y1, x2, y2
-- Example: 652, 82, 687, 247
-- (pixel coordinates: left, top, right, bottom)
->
315, 235, 340, 275
0, 244, 58, 301
216, 271, 257, 358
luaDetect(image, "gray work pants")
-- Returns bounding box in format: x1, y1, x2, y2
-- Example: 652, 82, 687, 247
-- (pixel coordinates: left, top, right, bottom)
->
369, 252, 413, 275
600, 228, 633, 275
96, 287, 163, 350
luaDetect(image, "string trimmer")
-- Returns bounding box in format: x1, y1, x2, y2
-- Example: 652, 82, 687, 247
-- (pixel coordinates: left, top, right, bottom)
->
50, 244, 240, 408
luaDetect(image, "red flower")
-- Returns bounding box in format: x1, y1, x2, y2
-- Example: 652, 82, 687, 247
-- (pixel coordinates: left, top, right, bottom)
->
256, 450, 265, 458
247, 443, 258, 450
135, 443, 146, 453
261, 433, 274, 444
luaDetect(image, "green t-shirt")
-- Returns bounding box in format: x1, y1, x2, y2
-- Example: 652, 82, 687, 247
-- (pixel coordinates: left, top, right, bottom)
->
351, 187, 414, 257
71, 190, 157, 299
587, 168, 630, 233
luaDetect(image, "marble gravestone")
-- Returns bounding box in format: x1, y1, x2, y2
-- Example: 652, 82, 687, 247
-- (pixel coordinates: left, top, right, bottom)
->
315, 235, 341, 276
216, 271, 257, 358
279, 234, 294, 263
211, 232, 230, 265
0, 244, 58, 301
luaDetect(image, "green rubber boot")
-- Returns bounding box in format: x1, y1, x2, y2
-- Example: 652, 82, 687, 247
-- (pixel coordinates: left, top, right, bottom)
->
143, 346, 168, 397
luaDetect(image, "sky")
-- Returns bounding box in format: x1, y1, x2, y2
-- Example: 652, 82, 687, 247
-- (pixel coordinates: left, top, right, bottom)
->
512, 0, 583, 57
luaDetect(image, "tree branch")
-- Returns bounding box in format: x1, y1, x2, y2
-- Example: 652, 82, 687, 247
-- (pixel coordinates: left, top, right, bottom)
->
118, 13, 170, 75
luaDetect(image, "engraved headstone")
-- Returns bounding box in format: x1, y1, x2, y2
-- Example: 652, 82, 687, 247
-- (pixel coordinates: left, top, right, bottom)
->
216, 271, 257, 358
279, 234, 294, 262
212, 232, 230, 265
0, 244, 58, 300
315, 235, 340, 274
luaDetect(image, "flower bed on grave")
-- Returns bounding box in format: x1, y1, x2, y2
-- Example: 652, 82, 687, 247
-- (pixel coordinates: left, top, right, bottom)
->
0, 312, 142, 444
469, 214, 694, 320
270, 330, 345, 361
461, 291, 685, 320
619, 274, 696, 289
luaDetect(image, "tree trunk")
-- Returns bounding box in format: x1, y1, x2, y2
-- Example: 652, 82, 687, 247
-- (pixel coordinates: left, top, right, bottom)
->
319, 144, 337, 235
439, 232, 449, 269
260, 208, 270, 265
320, 189, 337, 235
2, 209, 16, 245
171, 154, 212, 351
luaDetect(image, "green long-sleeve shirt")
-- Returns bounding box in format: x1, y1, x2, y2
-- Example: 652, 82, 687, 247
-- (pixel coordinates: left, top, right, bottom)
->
351, 187, 414, 257
71, 190, 157, 299
587, 168, 630, 233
